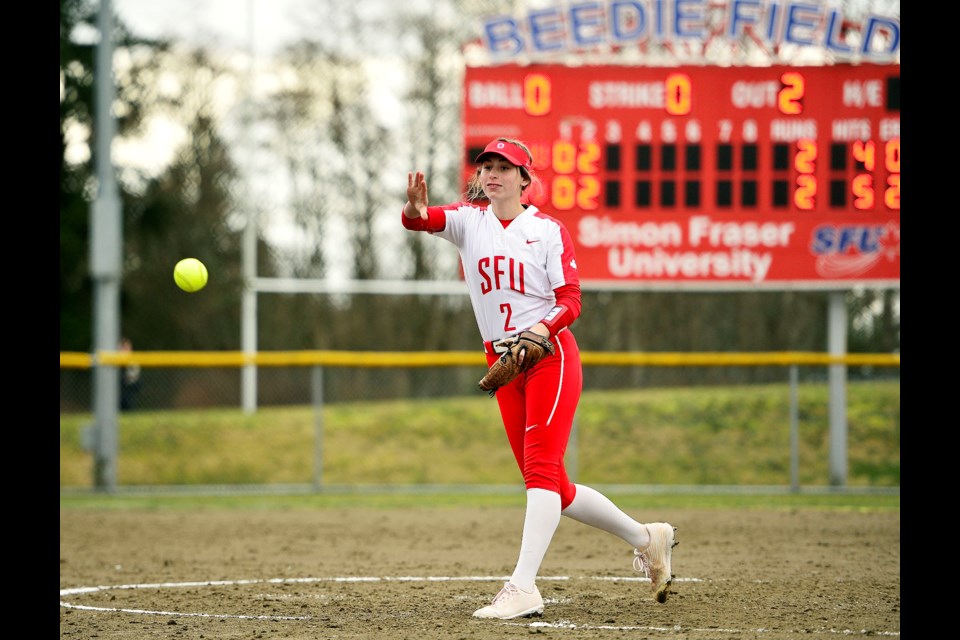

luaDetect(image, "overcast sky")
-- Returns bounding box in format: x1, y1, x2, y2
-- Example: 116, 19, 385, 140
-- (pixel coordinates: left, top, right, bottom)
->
112, 0, 439, 56
114, 0, 314, 54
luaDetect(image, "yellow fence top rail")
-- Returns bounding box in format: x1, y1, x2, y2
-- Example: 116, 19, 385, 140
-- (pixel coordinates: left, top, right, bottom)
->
60, 350, 901, 369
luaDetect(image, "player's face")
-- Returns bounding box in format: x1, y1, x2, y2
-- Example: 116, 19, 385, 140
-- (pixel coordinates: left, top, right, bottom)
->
480, 157, 527, 201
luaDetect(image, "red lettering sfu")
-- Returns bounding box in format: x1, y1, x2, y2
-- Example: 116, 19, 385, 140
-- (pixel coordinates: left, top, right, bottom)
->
478, 256, 526, 294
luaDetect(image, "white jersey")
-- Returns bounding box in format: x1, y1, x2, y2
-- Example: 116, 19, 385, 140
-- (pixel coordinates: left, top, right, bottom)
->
433, 203, 580, 343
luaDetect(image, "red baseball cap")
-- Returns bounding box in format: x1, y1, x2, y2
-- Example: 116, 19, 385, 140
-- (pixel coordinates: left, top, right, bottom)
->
475, 139, 532, 169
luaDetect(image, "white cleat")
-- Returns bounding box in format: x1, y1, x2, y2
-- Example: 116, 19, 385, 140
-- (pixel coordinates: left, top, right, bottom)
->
472, 582, 544, 619
634, 522, 678, 603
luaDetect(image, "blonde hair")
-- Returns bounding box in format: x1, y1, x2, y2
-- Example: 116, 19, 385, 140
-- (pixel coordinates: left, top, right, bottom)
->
464, 137, 539, 202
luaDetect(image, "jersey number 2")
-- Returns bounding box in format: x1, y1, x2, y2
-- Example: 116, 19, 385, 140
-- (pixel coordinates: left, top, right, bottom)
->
500, 303, 516, 333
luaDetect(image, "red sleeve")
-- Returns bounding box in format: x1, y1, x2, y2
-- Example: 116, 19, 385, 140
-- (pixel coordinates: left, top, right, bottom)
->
540, 283, 582, 336
401, 206, 447, 232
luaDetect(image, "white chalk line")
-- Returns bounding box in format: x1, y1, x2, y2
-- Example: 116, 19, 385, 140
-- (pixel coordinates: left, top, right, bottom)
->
58, 575, 690, 621
60, 575, 899, 636
515, 621, 901, 636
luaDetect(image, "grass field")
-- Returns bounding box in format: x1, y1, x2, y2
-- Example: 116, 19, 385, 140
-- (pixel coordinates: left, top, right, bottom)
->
59, 489, 899, 513
60, 380, 899, 492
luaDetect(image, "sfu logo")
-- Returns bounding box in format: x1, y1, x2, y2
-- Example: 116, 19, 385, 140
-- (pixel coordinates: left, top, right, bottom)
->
809, 222, 899, 278
478, 255, 526, 294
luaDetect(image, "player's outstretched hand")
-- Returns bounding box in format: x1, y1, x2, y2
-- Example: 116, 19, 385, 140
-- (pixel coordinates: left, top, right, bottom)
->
406, 171, 429, 220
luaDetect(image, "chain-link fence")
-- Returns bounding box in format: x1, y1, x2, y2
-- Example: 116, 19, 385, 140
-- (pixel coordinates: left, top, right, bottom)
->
60, 353, 900, 491
60, 351, 900, 411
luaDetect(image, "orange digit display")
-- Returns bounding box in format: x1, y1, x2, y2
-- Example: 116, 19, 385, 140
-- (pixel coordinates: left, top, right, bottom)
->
524, 73, 551, 117
552, 175, 576, 210
576, 176, 601, 209
795, 139, 816, 173
552, 140, 577, 174
577, 142, 601, 173
852, 174, 875, 210
885, 174, 900, 210
794, 174, 816, 210
885, 139, 900, 173
778, 72, 805, 115
852, 140, 876, 171
665, 73, 692, 115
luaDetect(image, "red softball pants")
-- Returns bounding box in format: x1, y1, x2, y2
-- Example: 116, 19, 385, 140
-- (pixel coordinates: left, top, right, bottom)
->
485, 329, 583, 510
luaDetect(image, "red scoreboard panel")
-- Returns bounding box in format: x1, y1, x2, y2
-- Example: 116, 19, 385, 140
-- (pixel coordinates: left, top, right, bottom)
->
463, 64, 900, 289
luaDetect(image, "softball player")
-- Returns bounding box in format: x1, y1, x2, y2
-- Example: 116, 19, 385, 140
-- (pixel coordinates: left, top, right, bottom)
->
402, 138, 677, 620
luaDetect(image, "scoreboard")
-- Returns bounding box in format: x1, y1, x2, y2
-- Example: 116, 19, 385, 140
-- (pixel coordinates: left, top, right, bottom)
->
463, 64, 900, 289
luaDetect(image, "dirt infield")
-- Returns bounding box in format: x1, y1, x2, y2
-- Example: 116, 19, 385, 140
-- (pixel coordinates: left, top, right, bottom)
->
59, 505, 900, 639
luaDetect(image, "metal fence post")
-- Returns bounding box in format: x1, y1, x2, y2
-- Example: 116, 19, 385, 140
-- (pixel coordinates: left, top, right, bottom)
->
312, 366, 324, 491
790, 364, 799, 493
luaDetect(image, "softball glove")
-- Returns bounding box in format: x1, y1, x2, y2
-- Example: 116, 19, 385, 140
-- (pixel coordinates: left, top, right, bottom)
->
478, 331, 555, 396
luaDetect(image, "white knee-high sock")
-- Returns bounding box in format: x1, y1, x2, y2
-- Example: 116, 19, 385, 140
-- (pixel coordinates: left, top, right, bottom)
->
561, 484, 649, 549
510, 488, 562, 592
